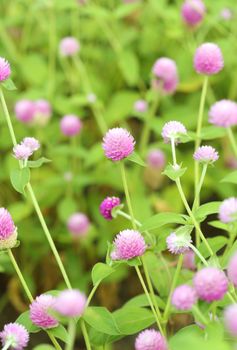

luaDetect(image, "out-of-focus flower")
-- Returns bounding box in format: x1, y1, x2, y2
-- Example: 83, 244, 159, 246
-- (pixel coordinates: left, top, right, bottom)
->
87, 93, 97, 104
193, 145, 219, 164
219, 198, 237, 223
194, 43, 224, 75
0, 323, 29, 350
30, 294, 59, 329
220, 8, 233, 20
181, 0, 206, 27
111, 229, 146, 260
0, 57, 11, 81
134, 100, 148, 113
0, 208, 17, 250
59, 37, 80, 57
22, 137, 40, 152
102, 128, 135, 161
33, 99, 52, 126
13, 144, 33, 161
166, 232, 191, 254
172, 284, 197, 310
54, 289, 87, 317
227, 252, 237, 287
224, 305, 237, 337
67, 213, 90, 237
135, 329, 167, 350
15, 100, 35, 124
208, 100, 237, 128
100, 196, 121, 220
161, 121, 187, 143
147, 149, 166, 169
183, 249, 196, 270
60, 115, 82, 137
152, 58, 178, 94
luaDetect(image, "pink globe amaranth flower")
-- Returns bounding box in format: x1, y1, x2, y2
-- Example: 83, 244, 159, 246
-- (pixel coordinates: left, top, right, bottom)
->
193, 267, 228, 302
172, 284, 197, 310
219, 197, 237, 223
0, 323, 29, 350
0, 57, 11, 81
54, 289, 87, 317
183, 249, 196, 270
30, 294, 59, 329
135, 329, 167, 350
87, 93, 97, 104
0, 208, 17, 249
194, 43, 224, 75
15, 100, 35, 123
33, 99, 52, 126
181, 0, 206, 27
102, 128, 135, 161
59, 37, 80, 57
193, 145, 219, 163
161, 121, 187, 143
220, 8, 232, 20
152, 58, 179, 95
208, 100, 237, 128
112, 229, 146, 260
60, 115, 82, 137
13, 144, 33, 160
67, 213, 90, 237
147, 149, 166, 169
99, 196, 121, 220
134, 100, 148, 113
224, 305, 237, 337
22, 137, 40, 152
166, 232, 191, 255
227, 252, 237, 287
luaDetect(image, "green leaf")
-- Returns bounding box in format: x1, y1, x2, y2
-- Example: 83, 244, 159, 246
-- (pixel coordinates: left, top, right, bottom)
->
127, 152, 146, 167
33, 346, 55, 350
199, 236, 227, 259
16, 311, 40, 333
118, 51, 139, 86
208, 221, 229, 231
49, 325, 68, 342
125, 293, 165, 310
27, 157, 51, 168
126, 257, 142, 267
200, 126, 226, 140
1, 78, 17, 90
221, 171, 237, 184
57, 197, 77, 222
194, 202, 221, 221
83, 307, 120, 335
140, 213, 186, 232
162, 164, 187, 181
114, 3, 141, 18
91, 263, 115, 286
10, 167, 30, 195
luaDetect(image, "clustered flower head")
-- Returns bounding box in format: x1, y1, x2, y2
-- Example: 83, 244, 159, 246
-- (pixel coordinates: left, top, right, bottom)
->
100, 196, 121, 220
135, 329, 167, 350
102, 128, 135, 161
134, 99, 148, 113
60, 114, 82, 137
166, 232, 191, 255
15, 99, 52, 125
0, 208, 17, 249
181, 0, 206, 27
33, 99, 52, 126
59, 37, 80, 57
172, 284, 197, 310
193, 267, 228, 302
220, 8, 232, 20
161, 121, 187, 144
208, 100, 237, 128
0, 323, 29, 350
194, 43, 224, 75
13, 137, 40, 161
152, 57, 179, 94
111, 229, 146, 260
227, 252, 237, 287
224, 304, 237, 337
0, 57, 11, 81
54, 289, 87, 318
147, 149, 166, 169
30, 294, 59, 329
183, 249, 196, 270
193, 145, 219, 164
219, 197, 237, 223
67, 212, 90, 237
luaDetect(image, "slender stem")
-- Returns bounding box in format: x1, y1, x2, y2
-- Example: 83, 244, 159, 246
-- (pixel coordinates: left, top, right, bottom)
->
188, 243, 208, 267
192, 305, 208, 325
66, 320, 76, 350
119, 162, 137, 230
47, 331, 63, 350
85, 282, 100, 308
135, 265, 164, 336
163, 254, 183, 321
2, 339, 12, 350
227, 292, 236, 304
80, 320, 92, 350
227, 127, 237, 158
0, 87, 17, 146
117, 210, 141, 227
48, 7, 57, 99
192, 163, 207, 210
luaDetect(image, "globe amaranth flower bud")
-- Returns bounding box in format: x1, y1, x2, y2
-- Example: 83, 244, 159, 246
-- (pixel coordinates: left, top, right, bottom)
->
135, 329, 168, 350
172, 284, 197, 310
99, 196, 121, 220
0, 208, 17, 249
59, 37, 80, 57
152, 57, 178, 95
161, 121, 187, 144
134, 100, 148, 113
111, 229, 146, 260
147, 149, 166, 169
30, 294, 59, 329
194, 43, 224, 75
15, 100, 35, 124
166, 232, 191, 254
219, 197, 237, 223
53, 289, 87, 318
102, 128, 135, 161
208, 100, 237, 128
60, 115, 82, 137
193, 145, 219, 164
0, 323, 29, 350
227, 252, 237, 287
67, 213, 90, 237
181, 0, 206, 27
0, 57, 11, 81
33, 99, 52, 126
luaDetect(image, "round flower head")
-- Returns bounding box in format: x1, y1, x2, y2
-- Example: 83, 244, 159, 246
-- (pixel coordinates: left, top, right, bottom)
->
54, 289, 87, 317
208, 100, 237, 128
194, 43, 224, 75
102, 128, 135, 161
172, 284, 197, 310
224, 305, 237, 337
193, 145, 219, 164
227, 252, 237, 287
67, 213, 90, 237
33, 99, 52, 126
60, 115, 82, 137
161, 121, 187, 144
152, 58, 178, 94
99, 196, 121, 220
135, 329, 167, 350
193, 267, 228, 302
220, 8, 232, 20
0, 323, 29, 350
134, 100, 148, 113
22, 137, 40, 152
0, 57, 11, 81
13, 144, 33, 160
219, 197, 237, 223
15, 100, 35, 124
111, 229, 146, 260
59, 37, 80, 57
181, 0, 206, 27
87, 93, 97, 104
166, 232, 191, 255
147, 149, 166, 169
183, 249, 196, 270
30, 294, 58, 329
0, 208, 17, 249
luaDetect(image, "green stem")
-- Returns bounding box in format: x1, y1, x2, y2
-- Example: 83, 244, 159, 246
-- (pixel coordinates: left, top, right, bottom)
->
80, 320, 92, 350
66, 320, 76, 350
47, 331, 63, 350
192, 305, 208, 325
192, 163, 207, 210
116, 210, 141, 227
0, 87, 17, 146
2, 339, 12, 350
85, 282, 100, 308
189, 243, 208, 267
227, 127, 237, 158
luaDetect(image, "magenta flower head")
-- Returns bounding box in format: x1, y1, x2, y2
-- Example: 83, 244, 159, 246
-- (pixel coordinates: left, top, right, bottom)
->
22, 137, 40, 152
135, 329, 167, 350
224, 305, 237, 337
111, 229, 146, 260
102, 128, 135, 161
60, 115, 82, 137
59, 37, 80, 57
0, 57, 11, 81
134, 100, 148, 113
0, 208, 17, 249
152, 58, 178, 95
99, 196, 121, 220
67, 213, 90, 237
13, 144, 33, 161
193, 267, 228, 302
33, 99, 52, 126
166, 232, 191, 255
194, 43, 224, 75
208, 100, 237, 128
172, 284, 197, 310
227, 252, 237, 287
193, 145, 219, 164
183, 249, 196, 270
30, 294, 58, 329
0, 323, 29, 350
181, 0, 206, 27
15, 100, 35, 124
54, 289, 86, 318
147, 149, 166, 169
219, 197, 237, 223
161, 121, 187, 144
